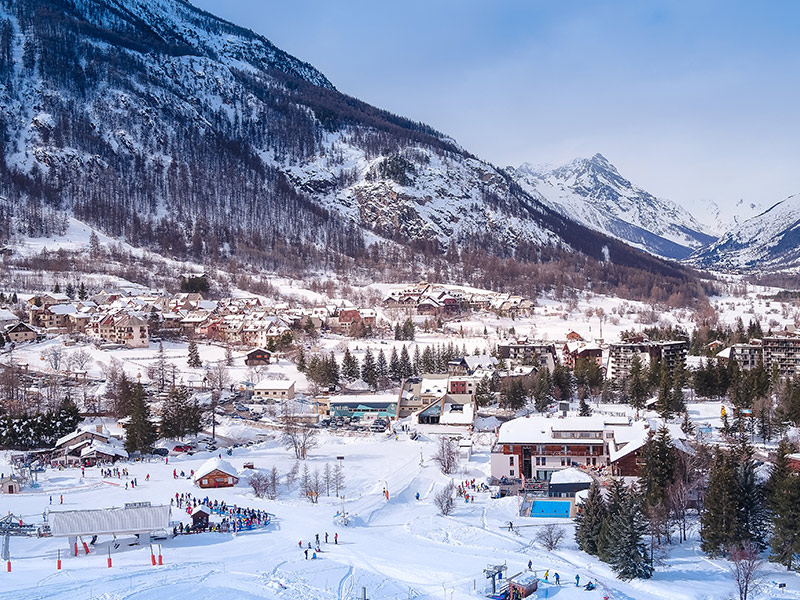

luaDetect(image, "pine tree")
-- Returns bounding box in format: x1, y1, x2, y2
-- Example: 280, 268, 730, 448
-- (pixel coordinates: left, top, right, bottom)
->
160, 386, 202, 438
125, 383, 157, 453
225, 345, 234, 367
376, 349, 388, 383
579, 397, 592, 416
656, 360, 672, 419
474, 375, 494, 407
628, 354, 647, 410
768, 440, 800, 568
77, 281, 87, 300
65, 282, 75, 299
606, 488, 654, 580
53, 281, 61, 294
399, 345, 413, 379
296, 347, 307, 373
412, 345, 421, 375
361, 348, 377, 389
638, 427, 675, 509
501, 379, 527, 410
680, 411, 695, 437
402, 318, 415, 341
389, 347, 400, 381
187, 341, 202, 368
532, 368, 553, 413
341, 348, 360, 381
575, 480, 606, 555
597, 478, 628, 561
734, 438, 768, 550
420, 345, 435, 374
394, 323, 402, 341
700, 449, 740, 557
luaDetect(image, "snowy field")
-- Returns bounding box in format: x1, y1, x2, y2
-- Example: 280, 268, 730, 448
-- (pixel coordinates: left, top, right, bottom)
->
3, 426, 800, 600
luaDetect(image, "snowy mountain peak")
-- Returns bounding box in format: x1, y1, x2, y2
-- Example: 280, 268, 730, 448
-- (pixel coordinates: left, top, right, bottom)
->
690, 193, 800, 271
509, 155, 716, 260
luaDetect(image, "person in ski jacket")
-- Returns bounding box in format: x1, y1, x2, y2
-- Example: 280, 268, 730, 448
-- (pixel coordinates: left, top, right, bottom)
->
554, 573, 560, 586
575, 575, 580, 587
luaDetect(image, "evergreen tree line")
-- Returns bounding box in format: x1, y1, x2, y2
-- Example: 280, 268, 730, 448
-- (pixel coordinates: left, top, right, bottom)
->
0, 398, 80, 449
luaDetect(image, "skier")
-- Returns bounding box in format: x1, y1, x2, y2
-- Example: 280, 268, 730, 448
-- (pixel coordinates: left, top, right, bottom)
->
415, 492, 420, 500
315, 533, 320, 545
334, 532, 338, 545
544, 570, 549, 582
60, 495, 63, 504
49, 496, 52, 505
527, 559, 532, 571
575, 575, 580, 587
584, 582, 595, 591
304, 548, 308, 560
554, 573, 560, 586
325, 532, 329, 543
298, 540, 303, 548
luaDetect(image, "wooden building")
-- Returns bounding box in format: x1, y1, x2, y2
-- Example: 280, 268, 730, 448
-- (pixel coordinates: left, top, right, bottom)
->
193, 458, 239, 489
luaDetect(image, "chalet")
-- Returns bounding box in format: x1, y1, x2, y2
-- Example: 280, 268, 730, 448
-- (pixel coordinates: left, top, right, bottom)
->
562, 341, 603, 369
566, 330, 585, 341
193, 457, 239, 489
55, 425, 113, 457
491, 415, 631, 481
1, 475, 21, 494
334, 308, 363, 335
446, 355, 498, 376
245, 348, 271, 366
608, 421, 692, 477
0, 308, 18, 329
5, 321, 36, 344
27, 293, 70, 309
79, 441, 129, 465
253, 379, 295, 401
786, 453, 800, 472
191, 505, 212, 530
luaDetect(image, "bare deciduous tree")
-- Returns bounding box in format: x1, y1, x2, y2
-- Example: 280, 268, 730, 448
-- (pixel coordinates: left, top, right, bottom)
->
535, 524, 565, 551
280, 400, 318, 459
249, 471, 269, 498
69, 348, 93, 372
434, 481, 456, 516
433, 436, 459, 474
728, 541, 764, 600
267, 466, 280, 500
43, 346, 64, 372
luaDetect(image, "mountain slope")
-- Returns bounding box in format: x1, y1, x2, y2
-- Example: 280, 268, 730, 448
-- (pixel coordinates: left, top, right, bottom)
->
0, 0, 700, 300
509, 154, 716, 260
689, 194, 800, 271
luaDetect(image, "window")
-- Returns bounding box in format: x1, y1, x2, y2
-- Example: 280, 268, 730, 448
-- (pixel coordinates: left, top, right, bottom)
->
509, 456, 514, 465
202, 479, 208, 485
510, 470, 515, 476
535, 457, 540, 466
561, 457, 566, 466
541, 457, 547, 465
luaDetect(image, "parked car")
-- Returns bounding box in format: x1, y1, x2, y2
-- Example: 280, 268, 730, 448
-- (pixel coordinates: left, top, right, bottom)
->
173, 445, 192, 452
150, 447, 169, 456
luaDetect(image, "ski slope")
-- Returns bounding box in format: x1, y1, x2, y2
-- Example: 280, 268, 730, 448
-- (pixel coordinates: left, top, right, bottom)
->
3, 427, 800, 600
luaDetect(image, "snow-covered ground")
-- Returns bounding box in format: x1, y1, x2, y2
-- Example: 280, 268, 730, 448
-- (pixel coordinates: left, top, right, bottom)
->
3, 426, 799, 600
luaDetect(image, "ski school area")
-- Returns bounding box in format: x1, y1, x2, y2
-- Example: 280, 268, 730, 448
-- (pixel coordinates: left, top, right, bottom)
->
3, 428, 800, 600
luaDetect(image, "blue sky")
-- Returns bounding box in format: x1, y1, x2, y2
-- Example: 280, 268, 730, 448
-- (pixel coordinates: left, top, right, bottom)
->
192, 0, 800, 216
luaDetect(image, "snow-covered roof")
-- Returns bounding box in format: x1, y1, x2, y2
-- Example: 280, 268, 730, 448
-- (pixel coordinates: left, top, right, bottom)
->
497, 415, 618, 445
49, 505, 171, 537
193, 457, 238, 481
50, 303, 77, 315
420, 376, 448, 396
254, 379, 295, 391
608, 420, 691, 463
55, 426, 110, 448
0, 308, 17, 322
439, 401, 475, 425
463, 355, 497, 371
549, 467, 593, 485
80, 441, 128, 459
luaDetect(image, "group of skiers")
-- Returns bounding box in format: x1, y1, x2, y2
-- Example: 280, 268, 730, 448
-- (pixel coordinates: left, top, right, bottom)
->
100, 467, 128, 478
527, 564, 594, 591
173, 468, 194, 479
172, 492, 271, 533
299, 531, 338, 560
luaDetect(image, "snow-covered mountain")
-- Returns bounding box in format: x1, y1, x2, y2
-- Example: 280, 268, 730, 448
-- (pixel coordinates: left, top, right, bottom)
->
509, 154, 716, 260
691, 198, 766, 237
0, 0, 698, 296
689, 194, 800, 271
